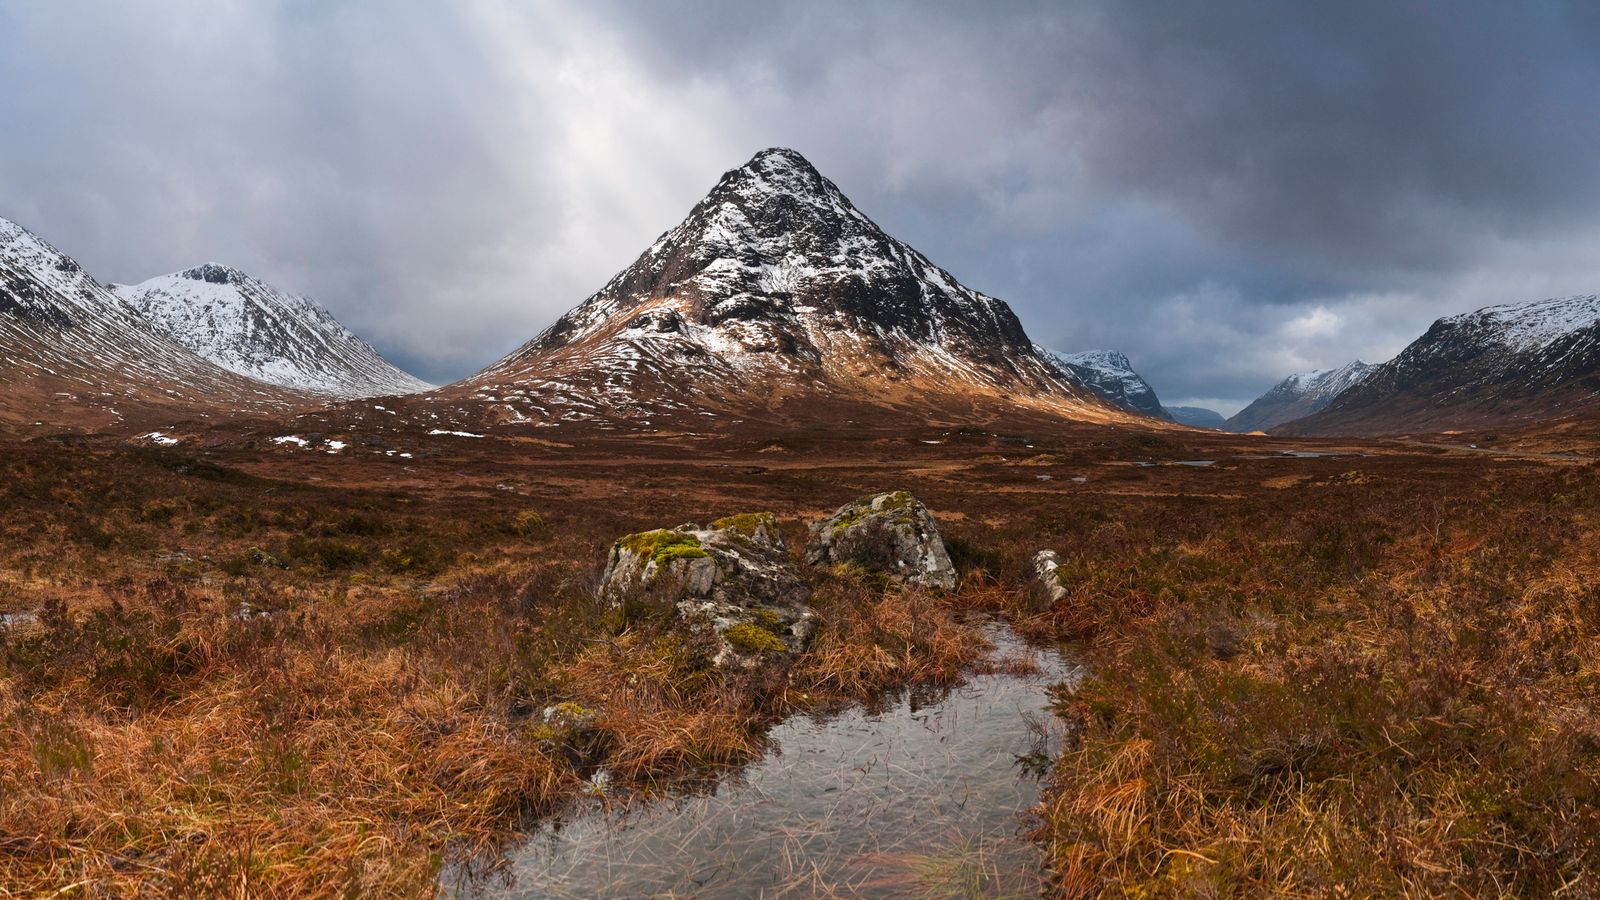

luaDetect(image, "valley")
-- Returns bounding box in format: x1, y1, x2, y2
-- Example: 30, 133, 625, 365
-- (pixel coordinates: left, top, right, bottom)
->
4, 136, 1599, 898
2, 417, 1596, 895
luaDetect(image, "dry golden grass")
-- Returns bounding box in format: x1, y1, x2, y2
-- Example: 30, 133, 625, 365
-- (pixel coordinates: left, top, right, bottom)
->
4, 429, 1597, 895
1028, 459, 1600, 896
0, 441, 996, 894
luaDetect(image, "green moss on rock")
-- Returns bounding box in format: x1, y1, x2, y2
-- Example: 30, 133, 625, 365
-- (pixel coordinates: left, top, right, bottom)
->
723, 622, 787, 655
831, 491, 915, 533
710, 512, 777, 538
549, 701, 591, 720
616, 529, 709, 565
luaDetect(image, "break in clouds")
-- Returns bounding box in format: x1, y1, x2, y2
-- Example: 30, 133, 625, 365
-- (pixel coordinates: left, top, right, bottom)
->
2, 0, 1598, 411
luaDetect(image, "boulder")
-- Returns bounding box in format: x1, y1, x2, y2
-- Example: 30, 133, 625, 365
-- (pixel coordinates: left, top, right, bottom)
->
805, 491, 957, 590
1032, 549, 1070, 608
599, 512, 816, 671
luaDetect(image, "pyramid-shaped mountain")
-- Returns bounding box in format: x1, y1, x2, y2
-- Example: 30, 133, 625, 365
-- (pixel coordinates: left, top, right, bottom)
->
451, 148, 1122, 428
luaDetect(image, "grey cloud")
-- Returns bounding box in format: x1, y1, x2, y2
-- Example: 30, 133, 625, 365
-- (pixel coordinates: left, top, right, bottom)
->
2, 1, 1597, 403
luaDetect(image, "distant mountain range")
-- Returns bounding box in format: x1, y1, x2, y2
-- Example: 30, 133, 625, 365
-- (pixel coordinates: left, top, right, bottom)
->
0, 216, 309, 430
447, 148, 1129, 429
115, 264, 430, 398
1167, 406, 1225, 428
4, 149, 1598, 440
1225, 361, 1377, 432
1282, 294, 1600, 435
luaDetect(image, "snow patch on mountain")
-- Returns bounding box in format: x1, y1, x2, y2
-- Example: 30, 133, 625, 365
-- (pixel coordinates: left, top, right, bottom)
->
1225, 361, 1377, 432
1438, 294, 1600, 354
1038, 348, 1171, 420
114, 264, 431, 399
465, 148, 1118, 427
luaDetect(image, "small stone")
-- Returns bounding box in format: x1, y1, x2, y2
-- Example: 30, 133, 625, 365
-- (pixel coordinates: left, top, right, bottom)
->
1032, 549, 1070, 608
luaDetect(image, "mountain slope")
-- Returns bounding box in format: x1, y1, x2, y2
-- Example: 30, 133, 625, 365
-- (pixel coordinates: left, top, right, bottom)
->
1225, 361, 1377, 432
1039, 348, 1171, 420
1167, 406, 1226, 428
0, 216, 306, 431
114, 264, 430, 398
448, 148, 1124, 429
1282, 295, 1600, 435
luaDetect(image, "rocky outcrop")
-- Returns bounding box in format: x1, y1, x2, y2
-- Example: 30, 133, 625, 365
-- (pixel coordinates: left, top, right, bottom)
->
805, 491, 957, 590
599, 512, 816, 671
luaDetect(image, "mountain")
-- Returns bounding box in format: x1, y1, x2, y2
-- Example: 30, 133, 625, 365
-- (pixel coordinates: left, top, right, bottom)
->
1282, 294, 1600, 435
1167, 406, 1225, 428
1224, 361, 1377, 432
1038, 348, 1171, 420
449, 148, 1123, 429
0, 216, 306, 431
113, 264, 430, 398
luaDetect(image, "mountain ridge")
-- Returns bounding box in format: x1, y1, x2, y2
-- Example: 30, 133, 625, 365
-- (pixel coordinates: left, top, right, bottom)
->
1225, 361, 1377, 432
114, 263, 431, 399
1281, 294, 1600, 435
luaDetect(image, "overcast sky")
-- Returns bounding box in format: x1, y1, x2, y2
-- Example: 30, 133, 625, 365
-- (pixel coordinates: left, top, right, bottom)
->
4, 1, 1599, 412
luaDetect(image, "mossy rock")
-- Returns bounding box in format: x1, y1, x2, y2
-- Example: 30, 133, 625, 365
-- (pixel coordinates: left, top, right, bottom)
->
598, 518, 817, 672
806, 490, 956, 590
709, 512, 783, 548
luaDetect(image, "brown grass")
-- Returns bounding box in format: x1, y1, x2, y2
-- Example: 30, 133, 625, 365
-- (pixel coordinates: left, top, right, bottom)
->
0, 440, 994, 894
4, 428, 1598, 895
1027, 458, 1600, 896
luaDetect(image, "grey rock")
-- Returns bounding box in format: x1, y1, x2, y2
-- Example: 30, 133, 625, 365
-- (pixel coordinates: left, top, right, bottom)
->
599, 512, 816, 671
805, 491, 957, 590
1032, 549, 1070, 608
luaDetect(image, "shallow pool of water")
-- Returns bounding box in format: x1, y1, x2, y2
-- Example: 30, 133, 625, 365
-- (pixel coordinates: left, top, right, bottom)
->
455, 629, 1080, 898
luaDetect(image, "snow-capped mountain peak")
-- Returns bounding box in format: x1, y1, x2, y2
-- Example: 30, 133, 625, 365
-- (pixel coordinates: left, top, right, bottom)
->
1280, 361, 1377, 398
2, 215, 307, 429
114, 265, 431, 399
1284, 293, 1600, 434
463, 148, 1122, 427
1037, 348, 1171, 420
1225, 360, 1377, 431
1439, 294, 1600, 353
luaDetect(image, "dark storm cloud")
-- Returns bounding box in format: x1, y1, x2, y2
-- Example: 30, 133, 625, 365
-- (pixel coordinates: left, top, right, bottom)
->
2, 1, 1598, 407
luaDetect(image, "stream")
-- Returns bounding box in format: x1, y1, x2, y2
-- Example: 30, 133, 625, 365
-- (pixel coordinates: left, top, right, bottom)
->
450, 628, 1081, 898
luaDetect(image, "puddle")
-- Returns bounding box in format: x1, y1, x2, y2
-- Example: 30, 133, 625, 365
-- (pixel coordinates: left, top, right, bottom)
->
1174, 460, 1216, 467
454, 629, 1081, 898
